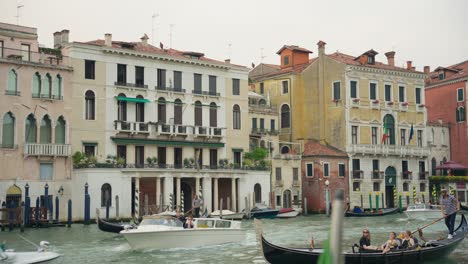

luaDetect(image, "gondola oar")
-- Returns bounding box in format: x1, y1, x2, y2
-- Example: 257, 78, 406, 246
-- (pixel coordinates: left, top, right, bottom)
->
411, 210, 459, 235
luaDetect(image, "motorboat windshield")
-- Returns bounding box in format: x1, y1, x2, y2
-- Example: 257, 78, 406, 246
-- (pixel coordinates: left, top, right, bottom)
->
139, 217, 183, 227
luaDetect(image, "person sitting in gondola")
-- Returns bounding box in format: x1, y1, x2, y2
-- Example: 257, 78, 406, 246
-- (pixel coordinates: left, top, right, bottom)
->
382, 232, 400, 253
184, 215, 194, 229
359, 229, 379, 252
353, 206, 363, 214
400, 230, 416, 249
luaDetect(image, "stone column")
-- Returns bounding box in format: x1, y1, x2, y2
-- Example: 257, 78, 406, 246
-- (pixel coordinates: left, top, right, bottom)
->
195, 177, 200, 197
231, 177, 237, 212
163, 176, 174, 210
202, 176, 212, 213
156, 177, 161, 209
176, 177, 181, 210
213, 178, 219, 211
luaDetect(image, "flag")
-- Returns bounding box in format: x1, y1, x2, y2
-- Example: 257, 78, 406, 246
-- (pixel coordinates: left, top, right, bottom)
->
318, 236, 332, 264
381, 122, 388, 144
408, 124, 414, 144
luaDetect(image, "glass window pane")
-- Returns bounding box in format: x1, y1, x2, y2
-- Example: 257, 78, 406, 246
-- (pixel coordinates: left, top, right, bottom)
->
55, 118, 65, 144
40, 163, 53, 180
7, 70, 17, 92
2, 113, 15, 147
40, 116, 52, 143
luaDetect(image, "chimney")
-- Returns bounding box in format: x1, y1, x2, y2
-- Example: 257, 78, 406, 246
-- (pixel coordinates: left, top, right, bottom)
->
384, 51, 395, 66
224, 59, 231, 64
358, 55, 367, 65
424, 66, 430, 74
53, 31, 62, 49
105, 33, 112, 47
140, 34, 149, 45
317, 40, 326, 57
60, 29, 69, 46
406, 61, 412, 70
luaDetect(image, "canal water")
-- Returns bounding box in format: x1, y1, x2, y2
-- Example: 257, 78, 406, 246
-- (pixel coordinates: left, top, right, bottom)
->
0, 214, 466, 264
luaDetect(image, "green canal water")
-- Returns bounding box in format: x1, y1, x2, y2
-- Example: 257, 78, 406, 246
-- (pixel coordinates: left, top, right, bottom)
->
0, 214, 466, 263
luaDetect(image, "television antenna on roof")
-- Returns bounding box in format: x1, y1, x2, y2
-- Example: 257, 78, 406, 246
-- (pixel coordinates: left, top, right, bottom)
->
16, 1, 24, 25
260, 48, 266, 62
151, 13, 159, 45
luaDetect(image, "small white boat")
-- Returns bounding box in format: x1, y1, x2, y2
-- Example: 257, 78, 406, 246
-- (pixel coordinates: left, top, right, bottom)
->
276, 208, 302, 218
405, 203, 442, 219
121, 215, 245, 250
0, 241, 60, 264
210, 210, 245, 220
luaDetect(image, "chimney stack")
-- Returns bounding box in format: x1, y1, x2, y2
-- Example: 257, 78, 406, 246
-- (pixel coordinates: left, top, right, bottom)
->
424, 66, 430, 74
384, 51, 395, 66
406, 61, 412, 70
53, 31, 62, 49
140, 34, 149, 45
105, 33, 112, 47
317, 40, 326, 57
225, 59, 231, 64
60, 29, 69, 46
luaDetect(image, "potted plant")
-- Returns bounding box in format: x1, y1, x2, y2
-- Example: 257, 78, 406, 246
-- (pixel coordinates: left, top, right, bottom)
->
352, 98, 360, 102
146, 156, 158, 167
372, 99, 379, 104
402, 102, 409, 106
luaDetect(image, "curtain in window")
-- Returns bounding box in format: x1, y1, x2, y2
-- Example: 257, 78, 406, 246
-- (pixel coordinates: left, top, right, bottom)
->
25, 115, 37, 143
39, 163, 53, 180
7, 70, 17, 92
32, 73, 41, 97
52, 75, 61, 99
85, 90, 95, 120
2, 112, 15, 148
233, 104, 241, 129
55, 117, 65, 144
42, 74, 51, 98
40, 116, 52, 143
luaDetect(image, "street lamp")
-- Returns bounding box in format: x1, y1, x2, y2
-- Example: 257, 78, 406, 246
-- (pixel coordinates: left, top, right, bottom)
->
325, 180, 330, 217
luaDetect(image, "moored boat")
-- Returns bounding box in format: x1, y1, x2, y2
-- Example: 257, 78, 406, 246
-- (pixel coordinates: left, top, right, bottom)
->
120, 215, 245, 250
97, 216, 133, 234
210, 210, 245, 220
248, 206, 279, 219
258, 214, 467, 264
345, 207, 399, 217
276, 208, 301, 218
0, 241, 60, 264
405, 204, 442, 219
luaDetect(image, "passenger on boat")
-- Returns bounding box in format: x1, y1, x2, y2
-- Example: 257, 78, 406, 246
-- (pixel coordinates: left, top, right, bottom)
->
184, 216, 194, 229
440, 188, 460, 239
400, 230, 416, 249
359, 229, 379, 251
353, 206, 363, 213
382, 232, 400, 253
417, 228, 440, 246
175, 211, 186, 223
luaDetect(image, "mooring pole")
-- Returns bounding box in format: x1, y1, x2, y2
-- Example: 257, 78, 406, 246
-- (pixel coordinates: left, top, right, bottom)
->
84, 182, 90, 225
35, 197, 39, 227
55, 196, 59, 222
24, 183, 30, 226
67, 199, 72, 228
115, 195, 120, 221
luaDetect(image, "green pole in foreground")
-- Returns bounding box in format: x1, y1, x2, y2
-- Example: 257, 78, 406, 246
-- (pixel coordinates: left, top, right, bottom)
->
375, 192, 379, 211
369, 193, 373, 211
398, 194, 402, 213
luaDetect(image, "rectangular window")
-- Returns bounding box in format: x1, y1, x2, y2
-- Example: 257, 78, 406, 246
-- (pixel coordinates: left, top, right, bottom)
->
402, 160, 408, 173
135, 66, 144, 87
352, 159, 361, 171
353, 182, 360, 192
458, 88, 464, 102
0, 40, 3, 58
117, 64, 127, 83
21, 43, 30, 61
276, 195, 281, 206
233, 151, 241, 166
209, 149, 218, 169
174, 71, 182, 90
417, 130, 423, 147
338, 164, 345, 177
350, 81, 357, 99
282, 80, 289, 94
385, 84, 392, 101
351, 126, 358, 144
252, 118, 257, 129
323, 163, 329, 177
84, 144, 96, 157
117, 145, 127, 162
284, 56, 289, 65
158, 147, 166, 166
371, 127, 378, 145
293, 168, 299, 181
259, 118, 264, 129
275, 167, 282, 181
438, 72, 445, 80
194, 73, 202, 92
85, 60, 95, 80
270, 119, 275, 131
369, 83, 377, 100
401, 129, 406, 146
232, 78, 240, 95
399, 86, 405, 102
306, 163, 314, 177
209, 75, 217, 95
373, 182, 380, 192
415, 88, 422, 104
174, 147, 183, 168
260, 83, 264, 94
135, 146, 144, 168
333, 81, 341, 100
420, 183, 426, 192
157, 69, 166, 88
39, 163, 53, 180
372, 159, 379, 171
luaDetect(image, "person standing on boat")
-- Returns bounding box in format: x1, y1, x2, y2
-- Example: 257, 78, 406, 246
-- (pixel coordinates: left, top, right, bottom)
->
192, 195, 202, 218
440, 188, 460, 239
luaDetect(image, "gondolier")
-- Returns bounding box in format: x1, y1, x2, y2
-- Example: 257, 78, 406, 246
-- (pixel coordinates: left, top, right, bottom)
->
440, 188, 460, 239
192, 195, 203, 218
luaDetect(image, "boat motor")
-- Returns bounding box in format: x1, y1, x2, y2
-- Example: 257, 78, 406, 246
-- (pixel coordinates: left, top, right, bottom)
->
38, 241, 50, 252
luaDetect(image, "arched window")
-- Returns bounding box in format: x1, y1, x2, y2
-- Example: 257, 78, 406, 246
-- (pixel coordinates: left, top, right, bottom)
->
7, 70, 18, 94
157, 97, 166, 123
41, 73, 52, 98
25, 114, 37, 143
32, 72, 41, 97
383, 114, 395, 145
136, 95, 145, 123
281, 104, 290, 128
254, 183, 262, 203
2, 112, 15, 148
101, 183, 112, 207
52, 74, 62, 99
209, 102, 217, 127
258, 99, 266, 105
174, 99, 183, 125
40, 115, 52, 143
55, 116, 66, 144
85, 90, 95, 120
431, 158, 437, 176
117, 93, 127, 121
281, 146, 290, 154
194, 101, 202, 126
233, 104, 241, 129
456, 106, 466, 122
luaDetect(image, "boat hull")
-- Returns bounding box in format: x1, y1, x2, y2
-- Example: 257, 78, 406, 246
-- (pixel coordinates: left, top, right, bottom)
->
122, 229, 246, 250
250, 210, 279, 219
2, 251, 60, 264
219, 213, 245, 220
345, 207, 399, 217
405, 210, 442, 220
98, 217, 127, 234
276, 210, 300, 218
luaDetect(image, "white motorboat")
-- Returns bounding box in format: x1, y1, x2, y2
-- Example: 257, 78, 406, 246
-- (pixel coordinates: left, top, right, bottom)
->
276, 208, 302, 218
120, 215, 245, 250
0, 241, 60, 264
405, 203, 442, 219
210, 210, 245, 220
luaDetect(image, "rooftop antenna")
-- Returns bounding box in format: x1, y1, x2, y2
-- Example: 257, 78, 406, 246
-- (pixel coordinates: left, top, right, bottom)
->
152, 13, 159, 45
16, 0, 24, 25
260, 48, 266, 62
169, 24, 174, 49
227, 43, 232, 59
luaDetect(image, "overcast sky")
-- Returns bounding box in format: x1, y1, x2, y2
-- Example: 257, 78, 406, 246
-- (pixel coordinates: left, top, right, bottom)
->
1, 0, 467, 70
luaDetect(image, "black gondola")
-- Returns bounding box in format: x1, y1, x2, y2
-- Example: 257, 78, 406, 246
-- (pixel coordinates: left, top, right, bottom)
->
97, 216, 133, 234
461, 204, 468, 211
260, 214, 467, 264
345, 207, 399, 217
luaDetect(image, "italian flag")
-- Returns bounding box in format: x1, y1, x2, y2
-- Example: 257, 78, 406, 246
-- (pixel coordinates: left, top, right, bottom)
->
381, 122, 388, 144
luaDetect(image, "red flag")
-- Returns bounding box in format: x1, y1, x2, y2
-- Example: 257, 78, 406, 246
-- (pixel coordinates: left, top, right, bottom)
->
381, 122, 388, 144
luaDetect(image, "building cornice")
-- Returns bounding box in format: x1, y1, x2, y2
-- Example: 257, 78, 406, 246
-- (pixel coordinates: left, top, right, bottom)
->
425, 77, 468, 89
0, 59, 73, 71
347, 65, 426, 80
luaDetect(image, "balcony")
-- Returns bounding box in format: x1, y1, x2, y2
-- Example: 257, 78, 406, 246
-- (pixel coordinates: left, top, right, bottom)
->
399, 102, 409, 111
385, 101, 395, 109
32, 93, 63, 100
401, 172, 413, 181
24, 143, 71, 157
114, 120, 150, 134
205, 91, 220, 97
194, 126, 208, 137
417, 104, 425, 112
349, 144, 430, 157
273, 154, 301, 160
114, 82, 148, 89
192, 90, 203, 95
248, 104, 277, 114
292, 180, 300, 187
351, 98, 360, 108
419, 171, 429, 180
155, 86, 186, 93
210, 127, 223, 138
370, 100, 380, 110
275, 180, 284, 187
155, 124, 190, 137
352, 170, 364, 180
0, 47, 70, 67
371, 171, 384, 180
251, 128, 279, 136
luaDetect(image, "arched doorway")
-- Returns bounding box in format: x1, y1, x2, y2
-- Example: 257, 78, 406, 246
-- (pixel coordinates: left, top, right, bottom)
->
384, 167, 397, 208
283, 190, 292, 208
6, 185, 22, 208
181, 182, 193, 213
254, 183, 262, 204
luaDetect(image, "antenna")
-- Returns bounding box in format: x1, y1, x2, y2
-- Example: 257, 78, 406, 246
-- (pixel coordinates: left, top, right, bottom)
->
260, 48, 266, 62
169, 24, 174, 49
152, 13, 159, 45
16, 0, 24, 25
227, 43, 232, 60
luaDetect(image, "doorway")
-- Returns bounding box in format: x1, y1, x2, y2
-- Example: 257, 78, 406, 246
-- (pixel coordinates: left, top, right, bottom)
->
385, 166, 397, 208
283, 190, 292, 208
6, 185, 22, 208
181, 182, 192, 213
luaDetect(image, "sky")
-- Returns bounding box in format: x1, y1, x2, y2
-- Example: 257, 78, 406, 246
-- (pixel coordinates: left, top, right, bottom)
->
0, 0, 467, 70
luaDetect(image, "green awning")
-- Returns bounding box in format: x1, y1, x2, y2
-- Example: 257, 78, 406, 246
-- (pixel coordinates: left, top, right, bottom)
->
111, 137, 224, 148
82, 142, 98, 146
116, 96, 150, 103
232, 148, 244, 152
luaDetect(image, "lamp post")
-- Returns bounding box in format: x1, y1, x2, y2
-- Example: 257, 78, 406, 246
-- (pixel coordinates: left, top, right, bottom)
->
325, 180, 330, 217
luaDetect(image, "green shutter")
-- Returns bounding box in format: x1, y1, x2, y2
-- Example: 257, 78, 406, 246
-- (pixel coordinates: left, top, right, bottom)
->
32, 74, 40, 96
7, 70, 17, 92
52, 76, 61, 98
55, 118, 65, 144
40, 117, 51, 143
2, 113, 15, 147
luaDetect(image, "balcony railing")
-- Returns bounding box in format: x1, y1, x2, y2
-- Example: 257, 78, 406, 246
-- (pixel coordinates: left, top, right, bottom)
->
114, 120, 149, 133
156, 86, 186, 93
24, 143, 71, 157
210, 127, 223, 137
83, 163, 269, 171
292, 180, 300, 187
385, 101, 395, 109
419, 171, 429, 180
351, 98, 360, 107
206, 91, 220, 97
275, 180, 284, 187
401, 172, 413, 181
0, 47, 70, 66
248, 104, 278, 113
251, 128, 279, 135
32, 93, 63, 100
371, 171, 384, 180
273, 154, 301, 160
114, 81, 148, 89
352, 170, 364, 180
192, 90, 203, 95
399, 102, 409, 111
195, 126, 208, 137
349, 144, 430, 157
370, 100, 380, 109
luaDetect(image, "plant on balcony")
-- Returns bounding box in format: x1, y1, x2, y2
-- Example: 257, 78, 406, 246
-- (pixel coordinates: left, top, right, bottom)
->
218, 159, 229, 169
387, 101, 394, 105
352, 98, 360, 102
146, 156, 158, 167
372, 99, 379, 104
401, 102, 409, 106
184, 158, 195, 168
72, 151, 97, 168
418, 104, 425, 108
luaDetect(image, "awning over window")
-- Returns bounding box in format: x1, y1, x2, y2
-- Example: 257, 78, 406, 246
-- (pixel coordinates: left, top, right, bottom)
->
232, 148, 244, 152
111, 137, 224, 148
116, 96, 150, 103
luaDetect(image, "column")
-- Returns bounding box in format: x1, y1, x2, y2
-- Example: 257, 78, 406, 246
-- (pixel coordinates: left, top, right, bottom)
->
213, 178, 219, 211
163, 176, 174, 210
202, 176, 212, 213
134, 177, 140, 217
156, 177, 161, 209
176, 177, 181, 210
231, 177, 237, 212
195, 177, 200, 197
